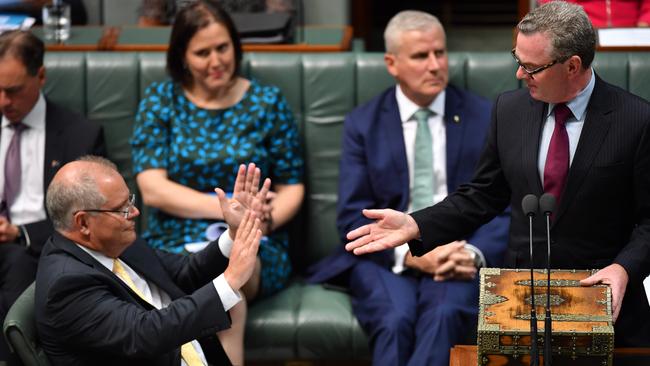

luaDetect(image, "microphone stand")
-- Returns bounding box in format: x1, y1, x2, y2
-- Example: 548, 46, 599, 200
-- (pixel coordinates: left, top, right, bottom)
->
521, 194, 540, 366
540, 194, 556, 366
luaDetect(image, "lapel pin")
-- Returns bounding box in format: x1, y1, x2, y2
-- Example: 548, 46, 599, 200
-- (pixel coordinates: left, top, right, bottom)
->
453, 115, 460, 123
51, 160, 60, 168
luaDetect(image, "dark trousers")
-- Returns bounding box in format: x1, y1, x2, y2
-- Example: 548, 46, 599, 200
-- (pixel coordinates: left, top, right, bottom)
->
349, 260, 480, 366
0, 244, 37, 365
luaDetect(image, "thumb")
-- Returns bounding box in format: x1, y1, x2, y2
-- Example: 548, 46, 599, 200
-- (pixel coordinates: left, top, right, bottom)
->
215, 188, 229, 210
580, 273, 601, 287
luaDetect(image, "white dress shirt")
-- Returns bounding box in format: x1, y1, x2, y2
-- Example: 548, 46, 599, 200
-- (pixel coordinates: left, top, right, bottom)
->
77, 231, 240, 366
392, 86, 447, 273
0, 93, 47, 226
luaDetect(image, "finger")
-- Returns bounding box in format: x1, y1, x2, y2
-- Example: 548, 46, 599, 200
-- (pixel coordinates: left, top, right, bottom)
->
454, 265, 478, 278
435, 259, 456, 276
362, 209, 388, 220
258, 178, 271, 202
236, 211, 253, 240
232, 164, 247, 195
244, 163, 256, 195
449, 251, 474, 266
250, 167, 261, 196
352, 237, 395, 255
346, 224, 371, 241
435, 244, 462, 262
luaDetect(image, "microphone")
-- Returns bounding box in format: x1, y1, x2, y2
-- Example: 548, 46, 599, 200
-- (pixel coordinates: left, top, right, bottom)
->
539, 193, 556, 366
521, 194, 540, 366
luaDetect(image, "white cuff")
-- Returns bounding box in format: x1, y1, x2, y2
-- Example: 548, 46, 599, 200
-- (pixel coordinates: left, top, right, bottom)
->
218, 229, 234, 258
213, 273, 242, 311
391, 243, 410, 274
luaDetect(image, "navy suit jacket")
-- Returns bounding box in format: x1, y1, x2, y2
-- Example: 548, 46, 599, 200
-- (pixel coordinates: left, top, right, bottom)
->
35, 232, 232, 366
308, 85, 509, 283
1, 100, 106, 255
410, 76, 650, 346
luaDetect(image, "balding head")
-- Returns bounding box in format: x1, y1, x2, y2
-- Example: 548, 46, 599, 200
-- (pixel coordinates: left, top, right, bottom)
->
46, 156, 120, 232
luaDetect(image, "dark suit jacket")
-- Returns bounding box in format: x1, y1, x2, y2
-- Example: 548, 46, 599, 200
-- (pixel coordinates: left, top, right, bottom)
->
308, 85, 509, 283
410, 75, 650, 345
1, 100, 106, 255
35, 232, 232, 366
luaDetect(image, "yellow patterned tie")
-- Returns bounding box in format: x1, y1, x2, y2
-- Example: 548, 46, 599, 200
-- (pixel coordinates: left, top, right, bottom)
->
112, 259, 205, 366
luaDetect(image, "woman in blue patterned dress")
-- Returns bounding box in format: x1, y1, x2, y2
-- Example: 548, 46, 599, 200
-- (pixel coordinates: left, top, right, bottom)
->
131, 1, 304, 363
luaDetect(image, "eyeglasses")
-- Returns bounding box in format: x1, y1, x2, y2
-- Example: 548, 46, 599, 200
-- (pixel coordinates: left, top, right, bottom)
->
76, 193, 136, 219
511, 49, 565, 79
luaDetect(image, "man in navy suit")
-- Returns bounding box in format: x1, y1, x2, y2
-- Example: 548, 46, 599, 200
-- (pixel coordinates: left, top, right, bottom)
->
346, 2, 650, 347
308, 10, 509, 366
0, 30, 105, 364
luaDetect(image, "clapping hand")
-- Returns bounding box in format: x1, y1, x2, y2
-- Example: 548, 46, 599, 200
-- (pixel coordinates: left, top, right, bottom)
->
223, 210, 262, 291
216, 163, 271, 238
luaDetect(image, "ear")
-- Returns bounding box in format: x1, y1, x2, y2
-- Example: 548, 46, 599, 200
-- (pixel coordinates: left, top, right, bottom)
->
384, 52, 399, 78
73, 211, 91, 236
37, 66, 46, 88
566, 55, 583, 77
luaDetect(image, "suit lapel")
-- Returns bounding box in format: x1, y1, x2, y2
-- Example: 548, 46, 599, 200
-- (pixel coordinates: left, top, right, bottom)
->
121, 241, 187, 299
43, 101, 65, 192
382, 89, 410, 203
522, 96, 546, 196
555, 76, 613, 222
444, 86, 464, 189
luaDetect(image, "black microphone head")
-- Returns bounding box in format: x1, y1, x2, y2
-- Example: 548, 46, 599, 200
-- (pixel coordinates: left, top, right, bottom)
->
522, 194, 539, 217
539, 193, 556, 215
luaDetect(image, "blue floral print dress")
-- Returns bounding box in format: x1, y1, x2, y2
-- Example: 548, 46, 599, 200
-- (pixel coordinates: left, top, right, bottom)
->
131, 79, 303, 297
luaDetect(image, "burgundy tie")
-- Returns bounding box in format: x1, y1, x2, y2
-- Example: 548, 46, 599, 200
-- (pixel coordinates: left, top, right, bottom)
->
1, 122, 28, 220
543, 103, 572, 204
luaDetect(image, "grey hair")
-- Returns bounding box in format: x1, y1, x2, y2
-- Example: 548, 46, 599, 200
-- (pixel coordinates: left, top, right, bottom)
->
46, 155, 118, 231
518, 1, 596, 69
384, 10, 445, 54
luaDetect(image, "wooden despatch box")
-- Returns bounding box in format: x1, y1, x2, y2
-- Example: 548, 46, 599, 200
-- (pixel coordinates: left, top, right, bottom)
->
477, 268, 614, 366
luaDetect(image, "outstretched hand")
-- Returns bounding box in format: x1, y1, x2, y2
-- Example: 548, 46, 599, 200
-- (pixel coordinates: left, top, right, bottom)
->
216, 163, 271, 238
223, 210, 262, 291
580, 263, 628, 322
345, 209, 420, 255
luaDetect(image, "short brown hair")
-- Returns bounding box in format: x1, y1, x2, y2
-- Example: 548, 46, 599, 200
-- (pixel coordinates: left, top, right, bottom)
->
0, 30, 44, 76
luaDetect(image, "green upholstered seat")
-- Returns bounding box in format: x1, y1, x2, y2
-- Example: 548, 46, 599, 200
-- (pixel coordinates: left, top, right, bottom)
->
2, 283, 51, 366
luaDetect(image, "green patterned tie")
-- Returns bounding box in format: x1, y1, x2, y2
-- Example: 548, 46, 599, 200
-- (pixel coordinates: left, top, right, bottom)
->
411, 108, 435, 211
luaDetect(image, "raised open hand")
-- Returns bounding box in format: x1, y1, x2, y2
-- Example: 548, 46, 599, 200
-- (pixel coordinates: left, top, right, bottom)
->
223, 210, 262, 291
216, 163, 271, 237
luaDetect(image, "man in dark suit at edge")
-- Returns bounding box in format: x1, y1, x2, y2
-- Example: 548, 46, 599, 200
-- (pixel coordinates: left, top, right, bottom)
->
346, 2, 650, 346
36, 157, 267, 365
308, 10, 509, 366
0, 30, 105, 364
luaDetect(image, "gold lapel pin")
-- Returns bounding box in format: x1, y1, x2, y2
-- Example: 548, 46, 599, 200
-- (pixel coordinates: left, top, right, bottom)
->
51, 160, 60, 168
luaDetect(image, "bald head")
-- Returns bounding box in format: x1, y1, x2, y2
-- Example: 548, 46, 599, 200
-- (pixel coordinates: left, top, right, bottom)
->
46, 156, 120, 231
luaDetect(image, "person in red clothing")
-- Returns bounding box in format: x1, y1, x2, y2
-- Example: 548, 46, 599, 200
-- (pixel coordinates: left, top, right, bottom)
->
539, 0, 650, 27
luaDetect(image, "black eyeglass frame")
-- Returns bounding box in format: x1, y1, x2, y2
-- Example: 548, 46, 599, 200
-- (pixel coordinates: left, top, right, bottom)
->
511, 48, 568, 79
75, 193, 136, 219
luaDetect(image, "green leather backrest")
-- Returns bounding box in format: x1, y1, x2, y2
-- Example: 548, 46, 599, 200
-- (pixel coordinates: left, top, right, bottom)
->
42, 51, 650, 269
2, 283, 51, 366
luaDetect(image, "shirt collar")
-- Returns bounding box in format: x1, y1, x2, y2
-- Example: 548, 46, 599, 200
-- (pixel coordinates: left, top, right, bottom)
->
76, 243, 115, 272
1, 92, 46, 130
395, 85, 446, 124
547, 68, 595, 121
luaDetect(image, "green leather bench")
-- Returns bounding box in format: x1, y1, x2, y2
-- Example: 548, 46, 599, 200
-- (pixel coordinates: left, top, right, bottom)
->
38, 51, 650, 363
